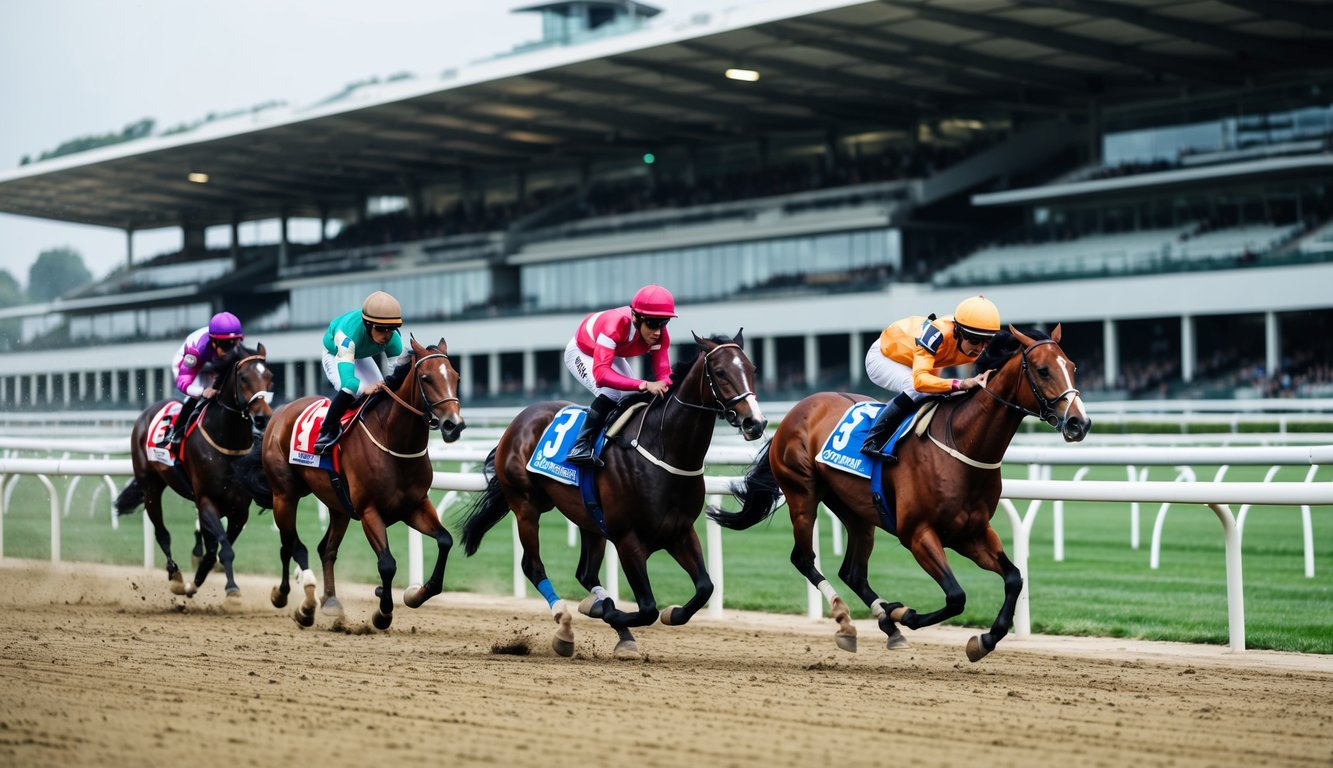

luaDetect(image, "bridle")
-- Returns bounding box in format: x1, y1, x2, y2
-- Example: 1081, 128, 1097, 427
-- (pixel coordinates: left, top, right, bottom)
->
211, 353, 273, 423
378, 351, 459, 430
979, 339, 1081, 430
669, 343, 755, 429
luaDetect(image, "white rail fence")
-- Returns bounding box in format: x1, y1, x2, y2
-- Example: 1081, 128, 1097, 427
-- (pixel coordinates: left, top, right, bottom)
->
2, 443, 1329, 652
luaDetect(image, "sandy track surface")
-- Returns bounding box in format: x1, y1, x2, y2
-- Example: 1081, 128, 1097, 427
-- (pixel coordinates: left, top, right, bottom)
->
1, 560, 1330, 768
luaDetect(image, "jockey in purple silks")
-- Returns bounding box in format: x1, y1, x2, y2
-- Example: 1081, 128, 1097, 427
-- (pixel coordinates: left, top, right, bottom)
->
162, 311, 245, 448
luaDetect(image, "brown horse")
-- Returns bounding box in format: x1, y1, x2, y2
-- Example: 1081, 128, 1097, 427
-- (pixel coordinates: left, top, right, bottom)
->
710, 326, 1090, 662
115, 343, 275, 601
253, 337, 464, 630
459, 332, 767, 658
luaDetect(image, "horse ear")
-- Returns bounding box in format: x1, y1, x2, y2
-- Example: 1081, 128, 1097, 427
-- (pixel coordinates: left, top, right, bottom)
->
1009, 324, 1035, 347
692, 331, 705, 346
1050, 323, 1062, 343
257, 342, 266, 357
734, 327, 744, 348
410, 335, 426, 355
436, 337, 448, 355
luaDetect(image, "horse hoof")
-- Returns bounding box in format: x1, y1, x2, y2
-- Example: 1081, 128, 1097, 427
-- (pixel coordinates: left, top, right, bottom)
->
403, 585, 426, 609
578, 595, 604, 618
270, 586, 288, 609
293, 607, 315, 628
372, 610, 393, 631
966, 635, 991, 663
223, 592, 243, 612
658, 605, 682, 626
834, 632, 857, 653
320, 596, 344, 618
552, 634, 575, 658
168, 574, 187, 596
613, 639, 639, 659
886, 630, 910, 651
182, 581, 198, 598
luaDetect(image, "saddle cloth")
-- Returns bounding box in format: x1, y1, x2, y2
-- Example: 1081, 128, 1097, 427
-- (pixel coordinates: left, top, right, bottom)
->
815, 400, 927, 479
288, 398, 356, 467
145, 401, 184, 465
526, 405, 586, 486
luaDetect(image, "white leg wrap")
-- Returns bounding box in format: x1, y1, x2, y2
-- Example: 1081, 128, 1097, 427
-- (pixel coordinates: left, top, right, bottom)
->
871, 599, 889, 619
549, 599, 566, 619
300, 569, 316, 588
816, 579, 839, 606
591, 585, 610, 602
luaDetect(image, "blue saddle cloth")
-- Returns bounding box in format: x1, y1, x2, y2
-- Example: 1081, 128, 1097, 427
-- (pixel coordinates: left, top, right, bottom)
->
527, 405, 609, 536
815, 402, 916, 479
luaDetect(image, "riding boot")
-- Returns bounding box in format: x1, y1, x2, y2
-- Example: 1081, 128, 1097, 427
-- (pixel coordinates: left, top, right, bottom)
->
313, 390, 356, 454
860, 392, 917, 462
568, 395, 616, 467
165, 396, 200, 448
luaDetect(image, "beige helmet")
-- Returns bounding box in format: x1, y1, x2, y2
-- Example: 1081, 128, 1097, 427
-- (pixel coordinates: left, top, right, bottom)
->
361, 291, 402, 327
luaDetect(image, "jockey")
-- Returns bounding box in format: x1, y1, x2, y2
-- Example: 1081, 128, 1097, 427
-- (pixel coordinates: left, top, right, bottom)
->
861, 294, 1001, 461
563, 284, 677, 466
312, 290, 411, 454
163, 311, 245, 448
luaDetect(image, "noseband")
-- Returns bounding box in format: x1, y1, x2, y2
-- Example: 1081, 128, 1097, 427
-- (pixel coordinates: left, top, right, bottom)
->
981, 340, 1081, 429
213, 354, 272, 422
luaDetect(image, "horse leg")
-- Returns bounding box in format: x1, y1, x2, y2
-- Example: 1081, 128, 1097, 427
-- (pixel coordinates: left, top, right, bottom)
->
271, 493, 316, 627
891, 527, 967, 637
316, 512, 351, 619
835, 516, 908, 651
509, 508, 576, 657
402, 498, 452, 608
574, 531, 610, 619
788, 494, 856, 652
955, 528, 1024, 663
191, 505, 223, 592
213, 508, 250, 606
657, 528, 713, 627
143, 479, 192, 597
597, 535, 659, 658
359, 511, 396, 631
191, 522, 205, 571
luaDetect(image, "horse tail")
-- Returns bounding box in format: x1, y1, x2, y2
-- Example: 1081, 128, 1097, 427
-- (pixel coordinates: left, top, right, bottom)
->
459, 447, 510, 556
232, 442, 273, 510
114, 478, 144, 517
708, 442, 783, 530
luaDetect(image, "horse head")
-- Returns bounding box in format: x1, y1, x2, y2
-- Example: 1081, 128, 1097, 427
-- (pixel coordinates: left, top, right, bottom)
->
1006, 324, 1091, 442
216, 342, 274, 429
406, 336, 466, 443
691, 329, 767, 441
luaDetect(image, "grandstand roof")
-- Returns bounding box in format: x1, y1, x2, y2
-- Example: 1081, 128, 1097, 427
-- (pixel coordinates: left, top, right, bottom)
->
2, 0, 1330, 231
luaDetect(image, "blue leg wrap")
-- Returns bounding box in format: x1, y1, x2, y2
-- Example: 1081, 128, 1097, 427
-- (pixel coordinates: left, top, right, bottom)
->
536, 578, 560, 607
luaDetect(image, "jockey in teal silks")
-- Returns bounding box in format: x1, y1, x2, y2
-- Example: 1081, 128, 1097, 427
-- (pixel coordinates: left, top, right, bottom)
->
312, 291, 411, 454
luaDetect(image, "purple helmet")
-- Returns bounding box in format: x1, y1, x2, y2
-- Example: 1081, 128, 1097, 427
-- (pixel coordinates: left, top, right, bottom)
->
208, 311, 244, 340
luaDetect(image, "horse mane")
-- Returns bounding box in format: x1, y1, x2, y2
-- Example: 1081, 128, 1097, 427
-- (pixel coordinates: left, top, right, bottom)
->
664, 334, 737, 397
974, 328, 1050, 374
201, 343, 253, 377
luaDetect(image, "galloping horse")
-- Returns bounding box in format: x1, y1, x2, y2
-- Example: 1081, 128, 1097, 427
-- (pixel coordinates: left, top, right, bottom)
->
459, 332, 767, 658
711, 326, 1090, 662
254, 337, 464, 630
115, 343, 274, 601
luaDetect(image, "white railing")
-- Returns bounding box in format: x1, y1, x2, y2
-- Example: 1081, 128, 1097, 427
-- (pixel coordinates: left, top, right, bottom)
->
1, 446, 1329, 653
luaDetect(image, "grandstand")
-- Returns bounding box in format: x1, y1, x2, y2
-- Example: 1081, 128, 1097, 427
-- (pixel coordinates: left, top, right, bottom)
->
1, 0, 1332, 410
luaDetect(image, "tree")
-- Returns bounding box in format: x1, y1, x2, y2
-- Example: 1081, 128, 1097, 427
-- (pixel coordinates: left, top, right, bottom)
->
27, 247, 93, 302
0, 269, 23, 350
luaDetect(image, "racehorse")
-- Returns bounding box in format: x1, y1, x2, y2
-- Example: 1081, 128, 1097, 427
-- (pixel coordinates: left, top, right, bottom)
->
254, 337, 464, 630
115, 343, 274, 601
710, 326, 1090, 662
458, 332, 766, 658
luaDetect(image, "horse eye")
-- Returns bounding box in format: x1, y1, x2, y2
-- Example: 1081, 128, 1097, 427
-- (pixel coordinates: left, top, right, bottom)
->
713, 368, 728, 379
1038, 366, 1050, 377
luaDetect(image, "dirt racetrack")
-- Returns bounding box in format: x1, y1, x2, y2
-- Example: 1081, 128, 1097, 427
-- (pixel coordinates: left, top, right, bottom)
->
1, 560, 1330, 768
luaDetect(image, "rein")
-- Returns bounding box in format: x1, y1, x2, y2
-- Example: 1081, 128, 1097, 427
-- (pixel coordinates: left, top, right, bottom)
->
633, 342, 750, 475
359, 351, 457, 457
196, 353, 270, 454
978, 339, 1081, 425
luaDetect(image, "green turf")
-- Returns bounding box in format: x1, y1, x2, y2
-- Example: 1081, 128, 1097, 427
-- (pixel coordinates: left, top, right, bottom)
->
1, 459, 1329, 653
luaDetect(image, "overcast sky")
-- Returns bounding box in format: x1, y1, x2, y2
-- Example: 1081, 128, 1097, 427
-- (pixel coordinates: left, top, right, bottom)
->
0, 0, 751, 287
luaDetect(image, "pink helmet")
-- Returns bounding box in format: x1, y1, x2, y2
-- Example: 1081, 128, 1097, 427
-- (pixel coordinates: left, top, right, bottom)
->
208, 311, 244, 340
630, 284, 677, 318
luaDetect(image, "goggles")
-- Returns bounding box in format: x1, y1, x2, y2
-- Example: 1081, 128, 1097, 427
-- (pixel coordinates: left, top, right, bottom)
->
368, 323, 400, 334
641, 317, 670, 331
958, 329, 992, 346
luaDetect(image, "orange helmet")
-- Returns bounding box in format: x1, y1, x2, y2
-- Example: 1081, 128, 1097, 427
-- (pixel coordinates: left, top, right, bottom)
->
953, 295, 1000, 337
630, 284, 677, 318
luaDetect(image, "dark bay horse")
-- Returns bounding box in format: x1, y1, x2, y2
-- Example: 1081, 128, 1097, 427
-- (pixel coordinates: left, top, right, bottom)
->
459, 332, 767, 658
115, 343, 274, 601
253, 337, 464, 630
710, 326, 1090, 662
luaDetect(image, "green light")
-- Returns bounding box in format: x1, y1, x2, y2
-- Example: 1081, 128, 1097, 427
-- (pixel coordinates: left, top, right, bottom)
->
642, 153, 656, 164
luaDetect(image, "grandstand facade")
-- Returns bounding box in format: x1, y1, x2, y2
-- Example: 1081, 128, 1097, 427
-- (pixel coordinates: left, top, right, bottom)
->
1, 0, 1331, 410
